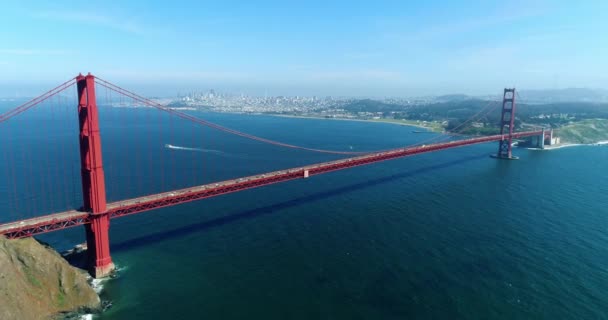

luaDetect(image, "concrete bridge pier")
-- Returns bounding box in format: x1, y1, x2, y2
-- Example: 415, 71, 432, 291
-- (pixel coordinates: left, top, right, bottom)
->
537, 129, 546, 149
85, 213, 114, 278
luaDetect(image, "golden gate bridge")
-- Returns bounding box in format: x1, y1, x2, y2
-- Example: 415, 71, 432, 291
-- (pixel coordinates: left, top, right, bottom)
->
0, 74, 550, 277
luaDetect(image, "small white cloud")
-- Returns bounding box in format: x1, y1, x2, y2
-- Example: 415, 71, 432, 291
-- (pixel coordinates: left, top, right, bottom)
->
0, 49, 72, 55
33, 10, 168, 36
305, 69, 404, 82
102, 69, 254, 82
446, 44, 521, 70
343, 52, 385, 60
383, 4, 548, 44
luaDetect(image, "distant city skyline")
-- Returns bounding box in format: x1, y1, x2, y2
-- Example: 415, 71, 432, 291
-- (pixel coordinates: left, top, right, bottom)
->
1, 0, 607, 97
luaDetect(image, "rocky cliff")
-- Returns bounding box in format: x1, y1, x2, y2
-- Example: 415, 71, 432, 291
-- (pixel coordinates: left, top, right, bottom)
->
0, 236, 101, 319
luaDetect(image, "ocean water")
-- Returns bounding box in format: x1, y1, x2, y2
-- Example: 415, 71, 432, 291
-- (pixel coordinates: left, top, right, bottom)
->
1, 101, 608, 319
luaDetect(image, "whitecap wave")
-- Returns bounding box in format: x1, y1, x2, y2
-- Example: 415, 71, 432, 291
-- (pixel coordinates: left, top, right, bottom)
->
165, 144, 223, 154
90, 278, 106, 294
114, 264, 128, 273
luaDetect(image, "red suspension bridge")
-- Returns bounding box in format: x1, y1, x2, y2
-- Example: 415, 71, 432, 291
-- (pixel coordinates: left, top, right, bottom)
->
0, 74, 551, 277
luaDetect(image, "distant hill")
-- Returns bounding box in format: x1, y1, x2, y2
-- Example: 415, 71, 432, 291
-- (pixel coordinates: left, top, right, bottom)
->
403, 99, 494, 120
434, 94, 470, 102
341, 99, 407, 113
518, 88, 608, 103
556, 119, 608, 143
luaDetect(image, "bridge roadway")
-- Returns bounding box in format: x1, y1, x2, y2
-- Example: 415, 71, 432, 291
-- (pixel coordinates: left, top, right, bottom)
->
0, 130, 544, 239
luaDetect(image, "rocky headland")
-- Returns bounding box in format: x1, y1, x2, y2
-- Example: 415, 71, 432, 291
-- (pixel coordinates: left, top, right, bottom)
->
0, 236, 101, 319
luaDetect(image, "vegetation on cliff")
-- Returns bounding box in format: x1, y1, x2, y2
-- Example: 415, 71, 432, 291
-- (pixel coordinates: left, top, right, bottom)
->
555, 119, 608, 144
0, 236, 100, 320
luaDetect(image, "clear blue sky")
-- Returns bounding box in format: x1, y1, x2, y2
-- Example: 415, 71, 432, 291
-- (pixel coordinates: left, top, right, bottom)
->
0, 0, 607, 97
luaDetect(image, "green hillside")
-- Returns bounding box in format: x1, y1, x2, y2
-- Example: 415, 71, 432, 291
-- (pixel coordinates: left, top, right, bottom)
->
555, 119, 608, 144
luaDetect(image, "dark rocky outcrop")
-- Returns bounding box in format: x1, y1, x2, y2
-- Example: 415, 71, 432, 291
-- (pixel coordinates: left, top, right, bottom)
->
0, 236, 101, 319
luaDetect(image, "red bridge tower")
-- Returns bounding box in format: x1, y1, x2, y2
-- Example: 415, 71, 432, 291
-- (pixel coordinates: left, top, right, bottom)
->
494, 88, 518, 159
77, 73, 115, 278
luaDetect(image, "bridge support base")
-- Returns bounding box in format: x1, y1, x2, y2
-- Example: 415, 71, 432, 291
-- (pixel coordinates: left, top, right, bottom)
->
85, 213, 115, 278
538, 129, 546, 149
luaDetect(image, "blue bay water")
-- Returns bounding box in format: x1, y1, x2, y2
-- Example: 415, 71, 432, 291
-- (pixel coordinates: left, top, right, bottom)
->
1, 101, 608, 319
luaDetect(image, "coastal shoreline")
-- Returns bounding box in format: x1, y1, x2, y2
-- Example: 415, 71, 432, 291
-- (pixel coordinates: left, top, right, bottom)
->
260, 114, 608, 145
261, 113, 442, 132
527, 140, 608, 150
191, 110, 608, 146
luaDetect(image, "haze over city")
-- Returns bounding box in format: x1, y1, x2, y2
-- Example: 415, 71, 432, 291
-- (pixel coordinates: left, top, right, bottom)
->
1, 0, 607, 97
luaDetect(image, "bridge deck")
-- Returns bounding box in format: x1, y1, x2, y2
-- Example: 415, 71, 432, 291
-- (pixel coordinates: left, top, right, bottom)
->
0, 131, 543, 238
0, 210, 88, 237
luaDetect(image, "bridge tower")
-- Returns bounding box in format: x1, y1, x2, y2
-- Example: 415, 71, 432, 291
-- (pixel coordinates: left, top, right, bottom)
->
77, 73, 115, 278
494, 88, 518, 159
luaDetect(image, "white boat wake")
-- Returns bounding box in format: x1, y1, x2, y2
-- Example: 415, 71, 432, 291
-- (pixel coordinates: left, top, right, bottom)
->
165, 144, 224, 154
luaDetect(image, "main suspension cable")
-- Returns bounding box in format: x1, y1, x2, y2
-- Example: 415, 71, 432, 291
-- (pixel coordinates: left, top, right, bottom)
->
0, 77, 76, 124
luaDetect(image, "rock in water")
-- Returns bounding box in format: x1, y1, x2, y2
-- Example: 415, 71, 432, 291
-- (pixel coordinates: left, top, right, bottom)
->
0, 236, 101, 319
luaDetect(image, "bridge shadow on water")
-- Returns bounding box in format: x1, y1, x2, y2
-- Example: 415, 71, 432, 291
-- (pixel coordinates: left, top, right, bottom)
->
112, 154, 488, 253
